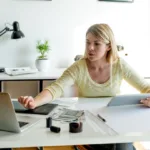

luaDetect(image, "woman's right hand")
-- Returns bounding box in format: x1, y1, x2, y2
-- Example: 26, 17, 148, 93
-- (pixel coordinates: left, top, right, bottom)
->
18, 96, 36, 109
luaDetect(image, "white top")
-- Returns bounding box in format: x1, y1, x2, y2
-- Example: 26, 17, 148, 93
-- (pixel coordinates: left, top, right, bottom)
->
0, 68, 66, 80
0, 97, 150, 148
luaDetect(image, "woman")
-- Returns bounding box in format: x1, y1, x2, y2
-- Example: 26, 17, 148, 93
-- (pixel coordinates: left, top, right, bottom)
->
18, 24, 150, 150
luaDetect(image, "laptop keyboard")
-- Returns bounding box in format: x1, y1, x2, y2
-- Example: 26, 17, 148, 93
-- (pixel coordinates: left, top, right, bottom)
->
18, 121, 28, 127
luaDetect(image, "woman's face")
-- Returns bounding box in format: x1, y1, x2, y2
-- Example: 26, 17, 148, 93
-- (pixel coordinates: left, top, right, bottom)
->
86, 33, 110, 61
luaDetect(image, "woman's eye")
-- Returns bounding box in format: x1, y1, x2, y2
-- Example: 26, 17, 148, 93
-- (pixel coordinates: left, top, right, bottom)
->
95, 43, 100, 46
86, 42, 90, 45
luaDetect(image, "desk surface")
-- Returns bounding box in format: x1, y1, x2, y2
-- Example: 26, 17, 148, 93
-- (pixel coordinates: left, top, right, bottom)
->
0, 68, 66, 80
0, 97, 150, 148
0, 68, 149, 81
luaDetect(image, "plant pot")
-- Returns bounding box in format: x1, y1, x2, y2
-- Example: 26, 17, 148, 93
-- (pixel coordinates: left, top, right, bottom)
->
35, 59, 50, 72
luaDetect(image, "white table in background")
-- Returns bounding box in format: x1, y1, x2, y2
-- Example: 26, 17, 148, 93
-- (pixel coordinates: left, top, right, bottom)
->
0, 68, 66, 92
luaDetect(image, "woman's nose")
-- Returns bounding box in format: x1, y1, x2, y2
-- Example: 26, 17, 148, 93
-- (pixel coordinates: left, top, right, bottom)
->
88, 44, 94, 51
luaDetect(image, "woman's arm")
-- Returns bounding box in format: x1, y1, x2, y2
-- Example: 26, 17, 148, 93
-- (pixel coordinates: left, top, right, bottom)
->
18, 61, 80, 108
34, 89, 53, 107
18, 90, 52, 109
120, 58, 150, 107
120, 58, 150, 93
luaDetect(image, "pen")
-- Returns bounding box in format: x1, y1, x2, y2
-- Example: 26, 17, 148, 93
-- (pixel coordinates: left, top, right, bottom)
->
97, 114, 106, 122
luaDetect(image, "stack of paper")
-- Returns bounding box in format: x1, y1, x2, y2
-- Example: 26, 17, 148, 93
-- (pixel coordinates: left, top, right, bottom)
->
5, 67, 38, 76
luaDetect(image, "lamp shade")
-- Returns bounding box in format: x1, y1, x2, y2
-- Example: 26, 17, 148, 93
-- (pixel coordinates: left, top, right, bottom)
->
11, 21, 25, 39
11, 31, 24, 39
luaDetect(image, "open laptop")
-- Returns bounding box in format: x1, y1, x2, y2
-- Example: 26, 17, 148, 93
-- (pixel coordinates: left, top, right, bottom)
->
107, 93, 150, 107
0, 93, 41, 133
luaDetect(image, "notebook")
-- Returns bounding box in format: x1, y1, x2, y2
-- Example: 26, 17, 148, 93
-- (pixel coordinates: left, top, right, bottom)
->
13, 101, 58, 115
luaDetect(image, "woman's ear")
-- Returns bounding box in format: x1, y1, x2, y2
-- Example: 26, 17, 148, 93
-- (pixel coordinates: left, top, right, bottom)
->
107, 44, 111, 51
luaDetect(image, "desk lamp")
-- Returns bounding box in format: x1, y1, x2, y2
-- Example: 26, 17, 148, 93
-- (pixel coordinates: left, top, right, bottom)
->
0, 21, 24, 39
0, 21, 25, 72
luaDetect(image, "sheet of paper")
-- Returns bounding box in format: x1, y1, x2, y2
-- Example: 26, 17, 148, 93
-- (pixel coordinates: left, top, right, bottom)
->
85, 110, 117, 136
98, 105, 150, 134
75, 97, 111, 110
51, 97, 78, 107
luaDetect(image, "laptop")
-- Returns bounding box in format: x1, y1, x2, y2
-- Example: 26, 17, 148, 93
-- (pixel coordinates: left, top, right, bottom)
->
0, 93, 41, 133
107, 93, 150, 107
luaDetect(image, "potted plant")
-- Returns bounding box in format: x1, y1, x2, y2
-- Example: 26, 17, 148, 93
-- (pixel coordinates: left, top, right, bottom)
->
35, 40, 51, 72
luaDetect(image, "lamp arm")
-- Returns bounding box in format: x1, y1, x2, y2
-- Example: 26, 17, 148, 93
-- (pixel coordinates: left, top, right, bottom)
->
0, 30, 7, 36
0, 28, 7, 34
0, 27, 12, 37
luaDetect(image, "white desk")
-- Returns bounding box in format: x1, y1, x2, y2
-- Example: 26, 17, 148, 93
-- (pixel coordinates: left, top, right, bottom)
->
0, 97, 150, 148
0, 68, 66, 92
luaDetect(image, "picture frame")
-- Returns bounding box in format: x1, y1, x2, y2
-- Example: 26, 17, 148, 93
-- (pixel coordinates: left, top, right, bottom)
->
98, 0, 133, 2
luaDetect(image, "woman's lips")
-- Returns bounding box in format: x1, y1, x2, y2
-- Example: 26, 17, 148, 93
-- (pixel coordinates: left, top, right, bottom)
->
88, 53, 94, 56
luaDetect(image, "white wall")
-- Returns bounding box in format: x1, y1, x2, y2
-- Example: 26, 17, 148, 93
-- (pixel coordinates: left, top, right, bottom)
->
0, 0, 149, 74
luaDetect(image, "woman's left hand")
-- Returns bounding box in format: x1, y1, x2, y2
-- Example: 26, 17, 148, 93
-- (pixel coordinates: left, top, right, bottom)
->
140, 98, 150, 107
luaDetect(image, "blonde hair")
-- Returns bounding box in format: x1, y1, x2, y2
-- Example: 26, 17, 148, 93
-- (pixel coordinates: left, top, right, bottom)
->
84, 23, 119, 63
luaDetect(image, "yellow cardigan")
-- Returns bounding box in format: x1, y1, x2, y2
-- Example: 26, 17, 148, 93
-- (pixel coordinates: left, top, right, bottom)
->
45, 58, 150, 100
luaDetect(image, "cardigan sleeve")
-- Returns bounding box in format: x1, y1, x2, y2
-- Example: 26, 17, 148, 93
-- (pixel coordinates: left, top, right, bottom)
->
120, 58, 150, 93
44, 61, 80, 100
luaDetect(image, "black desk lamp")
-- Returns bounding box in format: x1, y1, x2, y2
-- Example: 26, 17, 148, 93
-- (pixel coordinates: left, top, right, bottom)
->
0, 21, 25, 72
0, 21, 25, 39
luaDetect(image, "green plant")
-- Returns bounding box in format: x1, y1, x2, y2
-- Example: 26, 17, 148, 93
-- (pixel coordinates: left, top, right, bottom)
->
36, 40, 50, 59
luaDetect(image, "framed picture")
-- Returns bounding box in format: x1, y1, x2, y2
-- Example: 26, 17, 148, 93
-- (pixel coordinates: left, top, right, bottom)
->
98, 0, 133, 2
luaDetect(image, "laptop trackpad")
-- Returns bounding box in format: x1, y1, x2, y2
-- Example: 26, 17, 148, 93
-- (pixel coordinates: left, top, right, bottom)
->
17, 115, 39, 126
19, 121, 28, 127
